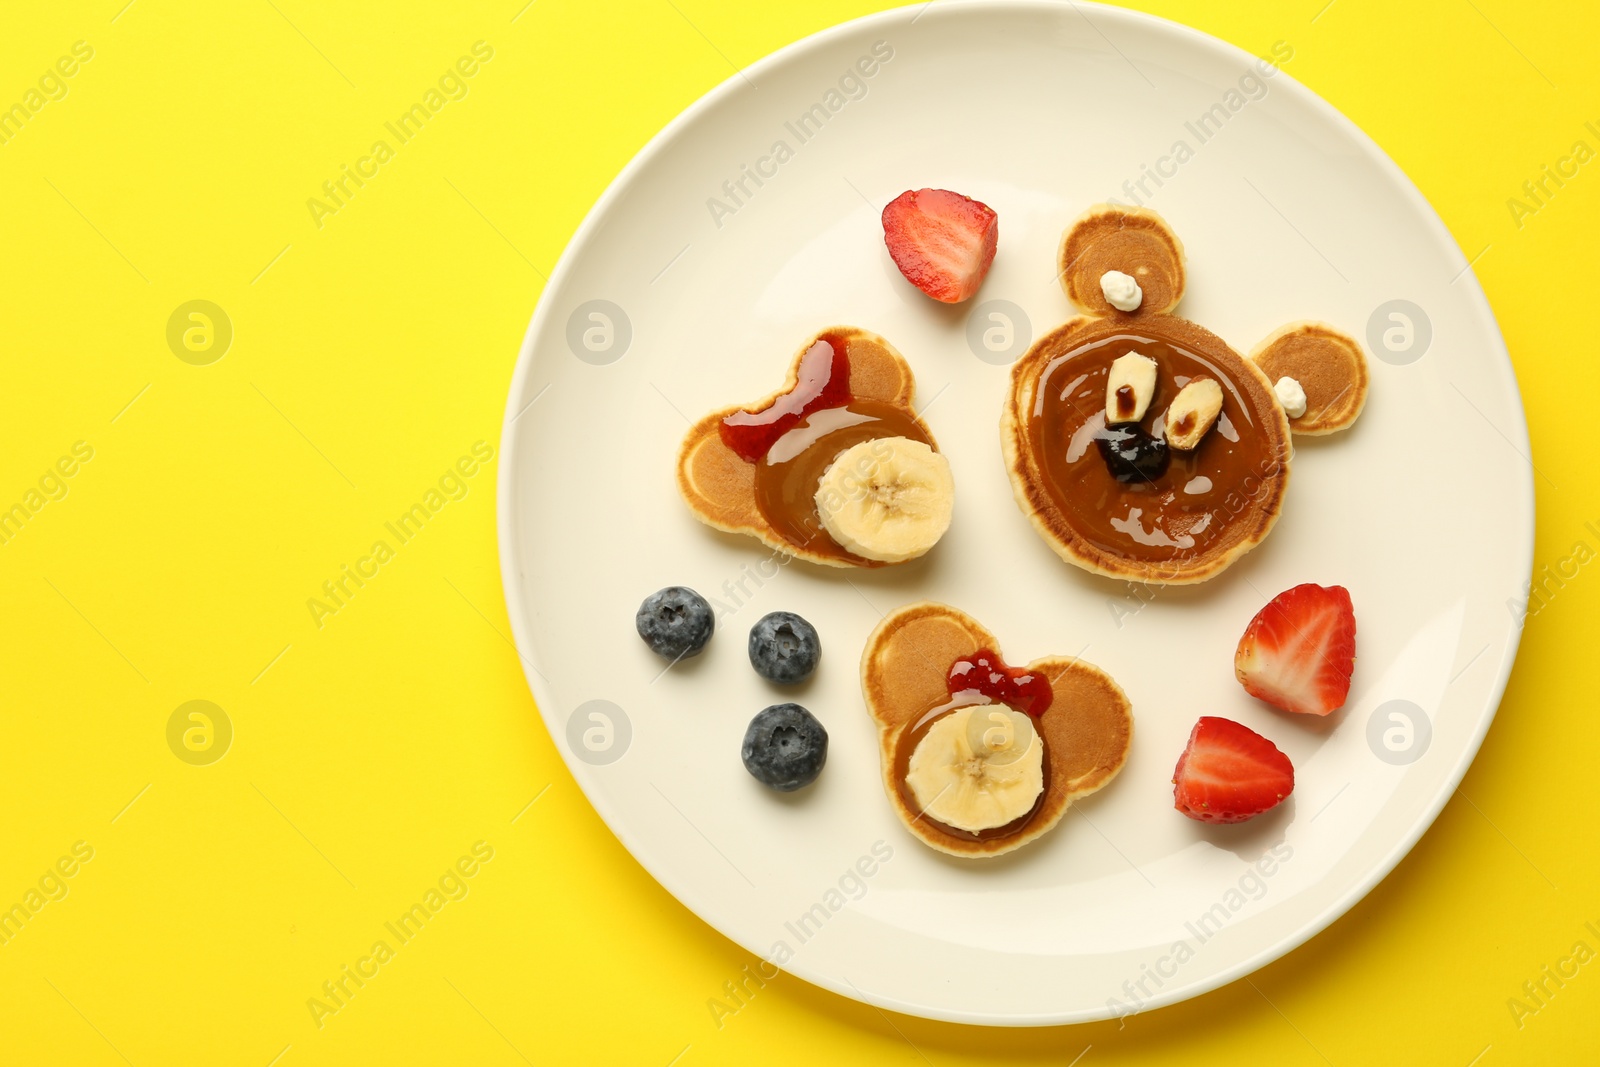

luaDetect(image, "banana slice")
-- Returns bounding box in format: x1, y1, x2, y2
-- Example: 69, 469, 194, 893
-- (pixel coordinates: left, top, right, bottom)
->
814, 436, 954, 563
905, 705, 1045, 832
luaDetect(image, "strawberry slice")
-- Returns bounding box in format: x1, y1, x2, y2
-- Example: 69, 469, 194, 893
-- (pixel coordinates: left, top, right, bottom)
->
881, 188, 998, 303
1234, 583, 1357, 716
1173, 716, 1294, 824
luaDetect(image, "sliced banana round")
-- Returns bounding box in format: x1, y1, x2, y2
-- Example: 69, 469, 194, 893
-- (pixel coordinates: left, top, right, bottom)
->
905, 705, 1044, 833
813, 436, 954, 563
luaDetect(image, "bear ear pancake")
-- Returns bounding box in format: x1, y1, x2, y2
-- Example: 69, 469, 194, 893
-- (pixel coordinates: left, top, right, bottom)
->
843, 331, 918, 407
1034, 658, 1133, 799
860, 603, 993, 729
1059, 204, 1186, 317
677, 418, 762, 533
1249, 320, 1368, 435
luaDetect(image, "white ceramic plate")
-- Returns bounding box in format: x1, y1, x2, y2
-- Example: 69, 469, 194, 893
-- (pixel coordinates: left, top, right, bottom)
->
498, 1, 1531, 1025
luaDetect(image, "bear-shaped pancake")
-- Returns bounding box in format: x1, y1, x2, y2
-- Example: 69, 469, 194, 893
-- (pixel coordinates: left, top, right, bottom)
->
1001, 204, 1366, 585
860, 601, 1132, 858
678, 327, 952, 568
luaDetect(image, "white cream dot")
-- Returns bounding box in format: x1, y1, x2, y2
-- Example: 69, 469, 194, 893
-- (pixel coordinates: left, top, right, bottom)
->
1274, 376, 1308, 419
1099, 270, 1143, 312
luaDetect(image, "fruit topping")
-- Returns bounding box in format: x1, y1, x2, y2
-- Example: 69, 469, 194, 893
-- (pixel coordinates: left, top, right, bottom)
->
814, 436, 954, 563
748, 611, 821, 685
1235, 583, 1356, 716
1094, 422, 1170, 484
905, 705, 1044, 833
1164, 378, 1223, 451
947, 648, 1053, 717
1173, 716, 1294, 823
720, 334, 851, 462
635, 586, 714, 660
741, 703, 828, 792
1105, 352, 1158, 424
881, 187, 999, 304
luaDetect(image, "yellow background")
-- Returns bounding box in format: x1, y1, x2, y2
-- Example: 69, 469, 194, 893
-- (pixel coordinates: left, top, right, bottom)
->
1, 0, 1595, 1063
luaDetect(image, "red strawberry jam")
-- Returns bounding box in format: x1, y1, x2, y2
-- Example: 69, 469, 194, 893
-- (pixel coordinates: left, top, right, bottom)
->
719, 334, 851, 462
947, 648, 1053, 718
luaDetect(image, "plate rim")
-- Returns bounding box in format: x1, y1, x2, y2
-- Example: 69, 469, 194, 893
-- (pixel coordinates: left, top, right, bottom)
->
496, 0, 1534, 1026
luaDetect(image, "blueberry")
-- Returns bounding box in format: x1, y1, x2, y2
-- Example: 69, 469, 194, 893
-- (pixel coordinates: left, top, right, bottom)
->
635, 586, 714, 660
748, 611, 821, 684
1095, 423, 1169, 484
741, 703, 827, 791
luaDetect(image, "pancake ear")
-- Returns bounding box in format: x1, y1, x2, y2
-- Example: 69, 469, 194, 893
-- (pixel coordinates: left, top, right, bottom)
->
1248, 321, 1368, 435
842, 334, 917, 407
1033, 658, 1133, 798
1059, 204, 1186, 317
677, 416, 763, 532
860, 604, 991, 729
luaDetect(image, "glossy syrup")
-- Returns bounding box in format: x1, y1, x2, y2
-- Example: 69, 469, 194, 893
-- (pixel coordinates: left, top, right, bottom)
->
722, 331, 932, 564
719, 334, 852, 461
1026, 319, 1275, 564
947, 648, 1054, 717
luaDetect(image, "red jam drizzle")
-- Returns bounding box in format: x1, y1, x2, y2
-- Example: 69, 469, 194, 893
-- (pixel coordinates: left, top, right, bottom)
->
947, 649, 1053, 718
719, 334, 852, 462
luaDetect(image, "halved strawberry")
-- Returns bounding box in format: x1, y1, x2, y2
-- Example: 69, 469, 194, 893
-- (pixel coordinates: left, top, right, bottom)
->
1234, 583, 1356, 716
1173, 716, 1294, 824
881, 188, 998, 303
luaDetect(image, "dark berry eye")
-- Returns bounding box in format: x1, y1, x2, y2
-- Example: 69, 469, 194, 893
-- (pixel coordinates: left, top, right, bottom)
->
1094, 424, 1169, 484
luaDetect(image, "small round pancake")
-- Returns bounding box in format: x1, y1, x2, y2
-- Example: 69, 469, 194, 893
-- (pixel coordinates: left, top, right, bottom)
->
1249, 321, 1368, 435
1059, 204, 1186, 317
859, 601, 1132, 859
